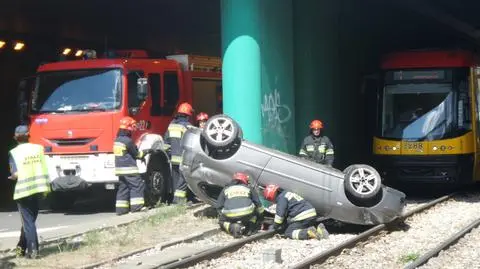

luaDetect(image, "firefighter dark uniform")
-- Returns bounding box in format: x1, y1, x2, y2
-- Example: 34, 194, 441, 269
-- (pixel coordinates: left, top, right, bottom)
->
164, 102, 194, 204
9, 125, 51, 259
299, 120, 334, 166
264, 184, 329, 240
114, 117, 148, 215
216, 172, 264, 238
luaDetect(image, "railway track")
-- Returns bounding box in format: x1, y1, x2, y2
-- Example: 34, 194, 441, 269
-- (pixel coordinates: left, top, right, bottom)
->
289, 193, 457, 269
84, 194, 459, 269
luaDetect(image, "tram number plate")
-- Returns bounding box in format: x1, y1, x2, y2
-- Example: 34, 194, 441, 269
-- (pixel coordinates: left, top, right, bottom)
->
404, 142, 423, 151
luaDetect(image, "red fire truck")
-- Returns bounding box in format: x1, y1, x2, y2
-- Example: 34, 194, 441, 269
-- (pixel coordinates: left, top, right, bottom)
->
18, 50, 222, 209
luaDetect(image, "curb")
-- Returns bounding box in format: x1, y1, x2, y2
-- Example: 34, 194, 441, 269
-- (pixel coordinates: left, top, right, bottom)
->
0, 203, 206, 256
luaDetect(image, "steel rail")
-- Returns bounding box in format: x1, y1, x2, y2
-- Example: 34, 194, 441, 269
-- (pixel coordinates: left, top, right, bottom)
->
404, 217, 480, 269
289, 193, 457, 269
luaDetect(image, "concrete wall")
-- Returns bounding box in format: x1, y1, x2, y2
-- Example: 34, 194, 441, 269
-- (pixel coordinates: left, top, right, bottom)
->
293, 0, 381, 169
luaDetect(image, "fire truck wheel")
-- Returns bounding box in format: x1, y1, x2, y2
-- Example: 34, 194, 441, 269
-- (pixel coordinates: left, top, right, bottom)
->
202, 114, 240, 149
48, 192, 77, 211
343, 164, 382, 204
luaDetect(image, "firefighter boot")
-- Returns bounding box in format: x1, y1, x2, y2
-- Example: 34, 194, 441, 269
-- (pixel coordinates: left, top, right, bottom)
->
307, 226, 328, 240
230, 223, 246, 238
317, 223, 330, 239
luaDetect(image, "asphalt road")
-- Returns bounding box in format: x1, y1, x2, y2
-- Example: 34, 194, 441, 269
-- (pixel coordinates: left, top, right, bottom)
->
0, 192, 117, 248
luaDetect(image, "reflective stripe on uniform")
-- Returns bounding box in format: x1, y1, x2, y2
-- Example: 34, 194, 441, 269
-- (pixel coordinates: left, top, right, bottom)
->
222, 204, 255, 218
14, 176, 50, 199
318, 145, 326, 153
174, 190, 187, 198
113, 142, 127, 156
224, 185, 250, 199
299, 149, 308, 156
168, 124, 187, 138
223, 222, 231, 231
306, 145, 314, 152
171, 155, 183, 164
274, 214, 284, 224
116, 200, 129, 208
292, 229, 302, 240
326, 149, 334, 155
249, 215, 257, 223
291, 208, 317, 222
115, 167, 140, 175
130, 197, 144, 205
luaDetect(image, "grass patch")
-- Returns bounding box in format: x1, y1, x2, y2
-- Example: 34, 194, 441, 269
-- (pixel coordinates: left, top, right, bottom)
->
12, 204, 217, 269
399, 252, 420, 264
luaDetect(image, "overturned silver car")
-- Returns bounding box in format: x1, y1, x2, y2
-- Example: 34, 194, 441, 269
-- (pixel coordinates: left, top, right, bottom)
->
180, 114, 406, 225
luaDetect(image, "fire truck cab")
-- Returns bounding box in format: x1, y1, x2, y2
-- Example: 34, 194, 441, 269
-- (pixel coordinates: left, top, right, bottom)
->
18, 50, 222, 209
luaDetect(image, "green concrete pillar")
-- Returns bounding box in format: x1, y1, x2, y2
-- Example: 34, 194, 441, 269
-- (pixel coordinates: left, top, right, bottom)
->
221, 0, 262, 144
221, 0, 295, 152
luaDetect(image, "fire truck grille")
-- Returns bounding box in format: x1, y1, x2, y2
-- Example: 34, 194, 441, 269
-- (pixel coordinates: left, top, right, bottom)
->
49, 138, 94, 146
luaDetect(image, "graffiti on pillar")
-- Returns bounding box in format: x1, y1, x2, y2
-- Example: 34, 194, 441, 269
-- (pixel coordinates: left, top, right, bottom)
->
261, 89, 292, 129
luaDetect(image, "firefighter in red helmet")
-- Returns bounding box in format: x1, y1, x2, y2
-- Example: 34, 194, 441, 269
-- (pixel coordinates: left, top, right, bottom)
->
196, 112, 209, 129
114, 117, 152, 215
164, 102, 194, 204
263, 184, 329, 240
216, 172, 265, 238
298, 120, 335, 166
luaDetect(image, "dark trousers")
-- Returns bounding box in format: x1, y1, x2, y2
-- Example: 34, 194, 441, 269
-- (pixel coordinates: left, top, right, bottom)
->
116, 174, 145, 215
218, 212, 261, 235
172, 165, 188, 204
284, 217, 317, 240
16, 194, 40, 254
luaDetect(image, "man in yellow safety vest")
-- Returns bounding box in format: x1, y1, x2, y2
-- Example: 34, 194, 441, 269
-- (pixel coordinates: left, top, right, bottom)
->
9, 125, 51, 259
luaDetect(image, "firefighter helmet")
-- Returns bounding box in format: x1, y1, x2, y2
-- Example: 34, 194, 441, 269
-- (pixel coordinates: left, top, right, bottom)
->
309, 120, 324, 129
177, 102, 193, 116
233, 172, 250, 185
119, 116, 137, 131
263, 184, 280, 202
196, 112, 209, 122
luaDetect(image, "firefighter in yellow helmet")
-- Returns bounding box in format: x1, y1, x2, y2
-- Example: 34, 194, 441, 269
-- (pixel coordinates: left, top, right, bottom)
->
9, 125, 51, 259
298, 120, 335, 166
114, 117, 151, 215
164, 102, 194, 204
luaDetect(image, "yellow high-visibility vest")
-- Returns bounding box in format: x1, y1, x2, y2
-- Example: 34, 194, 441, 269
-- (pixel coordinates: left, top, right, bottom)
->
10, 143, 51, 200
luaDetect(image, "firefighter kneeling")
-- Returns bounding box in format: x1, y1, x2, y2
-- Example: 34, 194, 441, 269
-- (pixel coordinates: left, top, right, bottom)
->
216, 172, 264, 238
264, 184, 329, 240
114, 117, 152, 215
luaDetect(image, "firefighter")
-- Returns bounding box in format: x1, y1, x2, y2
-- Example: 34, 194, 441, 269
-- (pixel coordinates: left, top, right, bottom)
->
216, 172, 265, 238
9, 125, 51, 259
114, 116, 151, 215
196, 112, 209, 129
298, 120, 335, 167
164, 102, 194, 204
263, 184, 329, 240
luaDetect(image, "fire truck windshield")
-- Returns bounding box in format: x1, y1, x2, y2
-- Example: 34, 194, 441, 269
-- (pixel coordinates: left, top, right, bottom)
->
381, 83, 454, 141
31, 68, 122, 114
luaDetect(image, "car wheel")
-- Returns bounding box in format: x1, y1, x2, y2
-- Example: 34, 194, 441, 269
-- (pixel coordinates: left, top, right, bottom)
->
202, 114, 240, 148
343, 164, 382, 200
144, 170, 168, 207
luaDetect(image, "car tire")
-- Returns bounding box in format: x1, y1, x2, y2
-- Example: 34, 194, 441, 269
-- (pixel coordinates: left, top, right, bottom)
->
144, 170, 168, 207
343, 164, 382, 200
202, 114, 240, 149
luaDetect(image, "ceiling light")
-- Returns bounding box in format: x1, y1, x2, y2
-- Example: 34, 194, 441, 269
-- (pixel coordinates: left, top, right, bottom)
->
14, 42, 25, 51
62, 48, 71, 56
